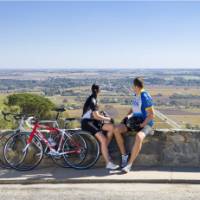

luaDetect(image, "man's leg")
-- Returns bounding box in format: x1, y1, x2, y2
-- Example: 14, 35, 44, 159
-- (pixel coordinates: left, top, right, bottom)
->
114, 124, 129, 168
128, 131, 145, 165
113, 124, 128, 155
122, 130, 146, 173
127, 125, 153, 167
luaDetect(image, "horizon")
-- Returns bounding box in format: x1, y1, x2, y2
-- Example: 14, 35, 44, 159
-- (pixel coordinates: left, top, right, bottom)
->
0, 66, 200, 71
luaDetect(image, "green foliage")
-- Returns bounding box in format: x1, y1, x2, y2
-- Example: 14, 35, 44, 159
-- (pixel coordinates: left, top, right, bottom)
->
0, 117, 16, 130
5, 93, 55, 119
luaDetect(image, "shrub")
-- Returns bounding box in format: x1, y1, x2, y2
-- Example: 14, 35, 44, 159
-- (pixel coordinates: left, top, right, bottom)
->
5, 93, 55, 119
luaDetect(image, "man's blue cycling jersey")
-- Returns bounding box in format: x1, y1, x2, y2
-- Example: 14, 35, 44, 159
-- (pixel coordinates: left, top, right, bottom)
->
131, 89, 154, 127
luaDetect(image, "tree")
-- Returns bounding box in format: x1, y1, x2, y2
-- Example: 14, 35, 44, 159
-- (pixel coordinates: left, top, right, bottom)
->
5, 93, 55, 119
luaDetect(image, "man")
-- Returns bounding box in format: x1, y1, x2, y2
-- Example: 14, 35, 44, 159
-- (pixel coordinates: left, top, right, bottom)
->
114, 77, 155, 173
81, 84, 119, 170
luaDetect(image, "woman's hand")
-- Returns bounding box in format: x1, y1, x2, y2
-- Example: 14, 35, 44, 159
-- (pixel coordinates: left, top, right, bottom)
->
110, 118, 115, 124
121, 116, 128, 124
105, 117, 112, 122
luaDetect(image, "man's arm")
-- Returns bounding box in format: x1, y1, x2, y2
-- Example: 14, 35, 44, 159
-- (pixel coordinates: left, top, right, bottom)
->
140, 107, 154, 128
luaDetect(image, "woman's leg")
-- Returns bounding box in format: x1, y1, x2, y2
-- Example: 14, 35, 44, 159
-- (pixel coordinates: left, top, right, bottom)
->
82, 120, 119, 169
95, 132, 110, 164
102, 123, 114, 146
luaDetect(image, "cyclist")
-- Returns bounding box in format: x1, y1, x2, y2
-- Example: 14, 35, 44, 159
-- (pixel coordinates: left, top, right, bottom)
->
114, 77, 155, 173
81, 84, 119, 170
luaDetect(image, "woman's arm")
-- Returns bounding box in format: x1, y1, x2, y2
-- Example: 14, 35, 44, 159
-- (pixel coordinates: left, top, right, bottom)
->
92, 111, 111, 121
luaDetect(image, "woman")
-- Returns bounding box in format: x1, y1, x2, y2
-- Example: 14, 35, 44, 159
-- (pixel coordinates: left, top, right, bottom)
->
81, 84, 119, 170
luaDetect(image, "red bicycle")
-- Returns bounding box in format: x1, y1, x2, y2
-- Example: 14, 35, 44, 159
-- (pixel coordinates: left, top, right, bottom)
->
3, 117, 87, 171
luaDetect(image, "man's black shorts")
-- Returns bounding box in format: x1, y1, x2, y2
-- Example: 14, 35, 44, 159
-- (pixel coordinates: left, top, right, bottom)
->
81, 119, 103, 135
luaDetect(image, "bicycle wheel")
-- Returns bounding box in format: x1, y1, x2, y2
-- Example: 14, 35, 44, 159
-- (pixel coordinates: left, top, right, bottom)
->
62, 132, 88, 169
0, 131, 14, 169
4, 133, 44, 171
63, 131, 100, 169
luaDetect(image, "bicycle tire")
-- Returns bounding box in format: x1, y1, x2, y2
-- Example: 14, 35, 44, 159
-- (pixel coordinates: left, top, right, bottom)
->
0, 131, 16, 169
63, 131, 100, 169
60, 132, 88, 168
4, 133, 44, 171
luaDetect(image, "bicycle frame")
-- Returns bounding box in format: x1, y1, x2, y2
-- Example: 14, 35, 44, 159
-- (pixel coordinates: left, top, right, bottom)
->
24, 122, 82, 156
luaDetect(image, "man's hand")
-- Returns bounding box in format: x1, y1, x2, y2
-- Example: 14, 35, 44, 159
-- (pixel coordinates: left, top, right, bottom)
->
140, 123, 145, 128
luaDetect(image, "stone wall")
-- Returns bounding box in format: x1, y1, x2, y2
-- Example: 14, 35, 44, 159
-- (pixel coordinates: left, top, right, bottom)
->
1, 129, 200, 168
108, 129, 200, 167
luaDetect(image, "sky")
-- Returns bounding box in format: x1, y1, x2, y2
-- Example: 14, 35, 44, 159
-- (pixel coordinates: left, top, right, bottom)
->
0, 1, 200, 69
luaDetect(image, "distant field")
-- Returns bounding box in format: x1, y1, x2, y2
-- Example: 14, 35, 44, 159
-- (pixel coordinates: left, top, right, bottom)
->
156, 106, 200, 113
158, 108, 200, 116
0, 68, 199, 130
48, 95, 78, 105
0, 71, 110, 81
51, 84, 200, 129
168, 115, 200, 128
45, 92, 200, 129
0, 90, 199, 129
60, 85, 200, 99
147, 86, 200, 96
